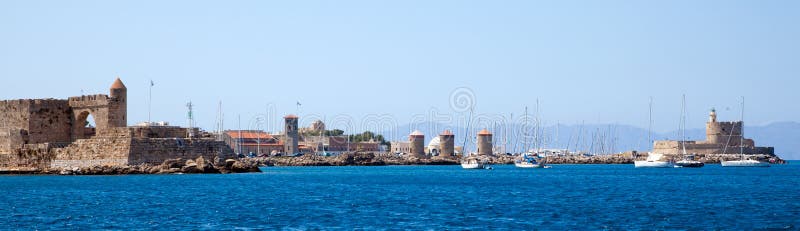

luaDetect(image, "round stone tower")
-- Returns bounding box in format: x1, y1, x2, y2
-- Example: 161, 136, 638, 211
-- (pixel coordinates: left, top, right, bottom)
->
709, 108, 717, 123
284, 114, 299, 154
477, 129, 493, 156
108, 77, 127, 127
439, 130, 455, 158
706, 108, 720, 143
409, 130, 426, 158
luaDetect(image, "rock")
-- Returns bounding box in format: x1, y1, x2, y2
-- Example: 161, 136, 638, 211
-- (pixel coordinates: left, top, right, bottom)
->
181, 163, 201, 173
230, 160, 261, 173
225, 159, 236, 168
213, 156, 223, 167
160, 168, 180, 174
195, 156, 217, 173
162, 158, 183, 169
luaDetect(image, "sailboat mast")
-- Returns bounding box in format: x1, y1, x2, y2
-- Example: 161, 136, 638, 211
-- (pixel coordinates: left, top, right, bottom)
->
740, 97, 745, 157
462, 108, 474, 156
648, 97, 653, 151
523, 107, 528, 154
535, 98, 540, 152
681, 95, 687, 156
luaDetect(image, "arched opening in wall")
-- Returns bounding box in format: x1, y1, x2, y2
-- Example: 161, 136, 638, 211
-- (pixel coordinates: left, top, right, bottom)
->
77, 111, 97, 139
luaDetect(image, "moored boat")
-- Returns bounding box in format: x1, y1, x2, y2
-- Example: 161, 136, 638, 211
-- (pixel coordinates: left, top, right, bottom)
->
461, 157, 487, 169
720, 98, 769, 168
721, 159, 769, 167
514, 153, 543, 168
674, 159, 704, 168
634, 153, 674, 168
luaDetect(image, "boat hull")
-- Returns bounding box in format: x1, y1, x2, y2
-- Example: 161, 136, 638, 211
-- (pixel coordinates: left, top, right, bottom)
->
461, 163, 484, 169
514, 162, 542, 168
721, 160, 770, 167
674, 161, 705, 168
634, 161, 673, 168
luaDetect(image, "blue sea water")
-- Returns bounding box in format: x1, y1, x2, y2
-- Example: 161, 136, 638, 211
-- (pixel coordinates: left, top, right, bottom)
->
1, 163, 799, 230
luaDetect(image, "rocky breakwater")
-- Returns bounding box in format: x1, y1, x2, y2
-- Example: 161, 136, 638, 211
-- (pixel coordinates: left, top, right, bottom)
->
43, 156, 261, 175
248, 152, 460, 167
543, 154, 635, 164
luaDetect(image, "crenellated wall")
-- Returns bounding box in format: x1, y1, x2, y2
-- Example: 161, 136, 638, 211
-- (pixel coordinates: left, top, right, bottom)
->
128, 138, 234, 165
0, 78, 235, 171
0, 99, 72, 145
48, 126, 232, 168
705, 121, 743, 145
50, 136, 131, 168
652, 112, 774, 155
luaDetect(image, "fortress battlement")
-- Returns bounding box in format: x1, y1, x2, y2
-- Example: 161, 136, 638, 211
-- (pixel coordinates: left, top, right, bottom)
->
0, 78, 233, 171
68, 94, 111, 102
652, 109, 773, 155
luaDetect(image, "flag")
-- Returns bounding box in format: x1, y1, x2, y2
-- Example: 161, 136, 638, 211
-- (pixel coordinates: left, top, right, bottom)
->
150, 80, 155, 86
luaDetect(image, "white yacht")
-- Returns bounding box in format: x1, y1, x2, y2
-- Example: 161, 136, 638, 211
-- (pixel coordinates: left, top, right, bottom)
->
634, 153, 674, 168
461, 157, 488, 169
721, 158, 769, 167
514, 106, 549, 169
514, 153, 543, 168
720, 98, 769, 168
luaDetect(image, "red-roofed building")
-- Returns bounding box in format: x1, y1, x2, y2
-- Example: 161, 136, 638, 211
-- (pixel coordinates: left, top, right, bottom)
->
224, 130, 283, 155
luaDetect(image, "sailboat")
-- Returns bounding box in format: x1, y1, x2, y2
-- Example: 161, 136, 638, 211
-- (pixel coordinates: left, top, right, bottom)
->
515, 106, 546, 168
635, 97, 673, 168
674, 95, 704, 168
635, 153, 674, 168
515, 153, 543, 168
721, 97, 769, 167
461, 108, 491, 170
461, 155, 489, 169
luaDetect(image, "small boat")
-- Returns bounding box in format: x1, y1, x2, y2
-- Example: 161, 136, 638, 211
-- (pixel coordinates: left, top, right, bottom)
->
673, 96, 704, 168
674, 159, 705, 168
637, 99, 673, 168
514, 106, 548, 169
720, 98, 769, 168
721, 159, 769, 167
674, 155, 704, 168
461, 157, 487, 169
515, 153, 544, 168
634, 153, 673, 168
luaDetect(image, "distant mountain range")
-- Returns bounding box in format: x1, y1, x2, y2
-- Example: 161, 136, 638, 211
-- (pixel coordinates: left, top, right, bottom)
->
379, 121, 800, 160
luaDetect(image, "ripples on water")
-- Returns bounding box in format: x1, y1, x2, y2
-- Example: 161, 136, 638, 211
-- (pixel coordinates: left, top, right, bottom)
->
1, 164, 799, 230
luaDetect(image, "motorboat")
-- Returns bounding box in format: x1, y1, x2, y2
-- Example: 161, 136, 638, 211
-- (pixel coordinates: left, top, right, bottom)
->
634, 153, 673, 168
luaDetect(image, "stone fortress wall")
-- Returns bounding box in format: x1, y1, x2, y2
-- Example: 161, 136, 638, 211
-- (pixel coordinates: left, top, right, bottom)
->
651, 109, 775, 155
0, 78, 233, 170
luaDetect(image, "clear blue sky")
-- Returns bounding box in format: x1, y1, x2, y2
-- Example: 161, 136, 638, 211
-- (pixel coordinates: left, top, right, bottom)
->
1, 0, 798, 133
